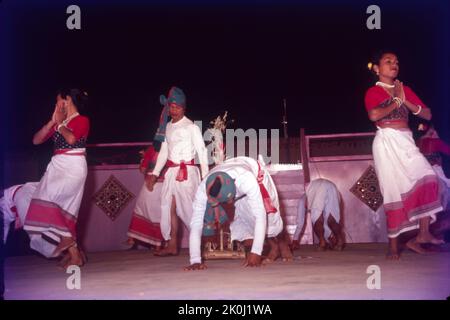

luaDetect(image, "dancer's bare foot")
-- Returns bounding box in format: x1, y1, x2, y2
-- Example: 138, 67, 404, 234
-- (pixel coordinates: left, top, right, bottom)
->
317, 240, 329, 251
416, 234, 445, 245
125, 238, 135, 246
52, 237, 76, 258
333, 233, 346, 251
263, 239, 280, 264
59, 249, 87, 269
62, 246, 84, 269
154, 245, 178, 257
406, 238, 428, 254
290, 240, 300, 251
184, 263, 208, 271
279, 241, 294, 262
79, 249, 88, 264
58, 252, 71, 268
386, 251, 400, 260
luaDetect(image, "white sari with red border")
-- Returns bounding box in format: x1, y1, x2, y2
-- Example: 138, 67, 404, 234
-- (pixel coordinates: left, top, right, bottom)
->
127, 182, 164, 246
24, 149, 87, 245
373, 127, 443, 238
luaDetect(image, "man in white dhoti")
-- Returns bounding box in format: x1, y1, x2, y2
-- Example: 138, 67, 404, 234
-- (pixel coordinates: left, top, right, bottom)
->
292, 179, 345, 251
184, 156, 292, 271
147, 87, 209, 256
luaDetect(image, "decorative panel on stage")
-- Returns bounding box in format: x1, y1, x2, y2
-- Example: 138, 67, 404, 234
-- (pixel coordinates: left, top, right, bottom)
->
93, 175, 135, 221
350, 165, 383, 212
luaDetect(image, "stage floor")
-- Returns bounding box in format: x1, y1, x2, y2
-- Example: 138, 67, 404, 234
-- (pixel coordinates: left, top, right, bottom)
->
4, 243, 450, 300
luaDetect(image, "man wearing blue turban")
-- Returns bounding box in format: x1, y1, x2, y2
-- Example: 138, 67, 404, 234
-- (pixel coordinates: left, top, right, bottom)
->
185, 156, 292, 270
147, 86, 209, 256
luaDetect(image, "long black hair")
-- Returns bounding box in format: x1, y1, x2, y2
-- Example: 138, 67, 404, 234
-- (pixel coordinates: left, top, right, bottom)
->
57, 88, 89, 112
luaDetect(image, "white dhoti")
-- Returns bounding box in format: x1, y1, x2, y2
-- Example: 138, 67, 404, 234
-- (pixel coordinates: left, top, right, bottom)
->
151, 116, 210, 243
159, 165, 201, 241
230, 197, 283, 242
190, 156, 283, 265
294, 179, 341, 241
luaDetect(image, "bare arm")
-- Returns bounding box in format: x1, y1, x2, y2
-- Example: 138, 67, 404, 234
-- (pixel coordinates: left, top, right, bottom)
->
238, 173, 266, 257
57, 125, 77, 145
145, 141, 168, 192
367, 100, 399, 122
403, 100, 432, 121
33, 103, 77, 145
32, 119, 56, 145
368, 81, 406, 122
152, 141, 168, 177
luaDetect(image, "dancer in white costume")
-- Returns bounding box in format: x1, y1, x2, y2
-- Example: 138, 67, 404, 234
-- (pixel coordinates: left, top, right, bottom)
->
185, 156, 292, 271
24, 88, 90, 268
126, 98, 171, 249
365, 51, 443, 259
126, 144, 165, 249
1, 182, 57, 257
147, 87, 209, 256
292, 179, 345, 251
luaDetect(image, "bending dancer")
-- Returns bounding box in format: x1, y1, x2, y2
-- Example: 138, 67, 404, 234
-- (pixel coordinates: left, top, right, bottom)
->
365, 51, 443, 259
185, 156, 292, 271
1, 182, 53, 256
146, 87, 209, 256
23, 88, 90, 268
291, 178, 345, 251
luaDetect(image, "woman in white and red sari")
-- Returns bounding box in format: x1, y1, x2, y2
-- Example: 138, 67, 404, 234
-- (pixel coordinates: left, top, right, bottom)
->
125, 99, 171, 250
126, 144, 166, 250
24, 88, 90, 268
365, 51, 444, 259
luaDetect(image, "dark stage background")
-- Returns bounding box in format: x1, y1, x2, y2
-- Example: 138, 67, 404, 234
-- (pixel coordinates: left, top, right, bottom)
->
1, 0, 449, 187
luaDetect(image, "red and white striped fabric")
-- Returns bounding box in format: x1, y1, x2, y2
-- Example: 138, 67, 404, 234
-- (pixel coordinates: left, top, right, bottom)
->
127, 182, 164, 246
24, 152, 87, 246
373, 127, 443, 238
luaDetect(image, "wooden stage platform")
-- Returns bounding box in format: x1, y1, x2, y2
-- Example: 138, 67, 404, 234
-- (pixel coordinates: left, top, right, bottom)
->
3, 243, 450, 300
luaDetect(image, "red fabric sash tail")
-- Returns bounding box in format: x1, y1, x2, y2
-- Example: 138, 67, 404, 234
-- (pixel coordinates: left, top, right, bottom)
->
257, 162, 277, 214
166, 159, 195, 182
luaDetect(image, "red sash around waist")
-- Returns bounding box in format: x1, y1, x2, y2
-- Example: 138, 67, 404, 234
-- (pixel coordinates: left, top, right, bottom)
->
166, 159, 196, 181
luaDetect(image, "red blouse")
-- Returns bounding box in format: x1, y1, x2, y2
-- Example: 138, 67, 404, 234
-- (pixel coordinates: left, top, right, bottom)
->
44, 115, 89, 140
364, 85, 428, 126
44, 115, 90, 150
